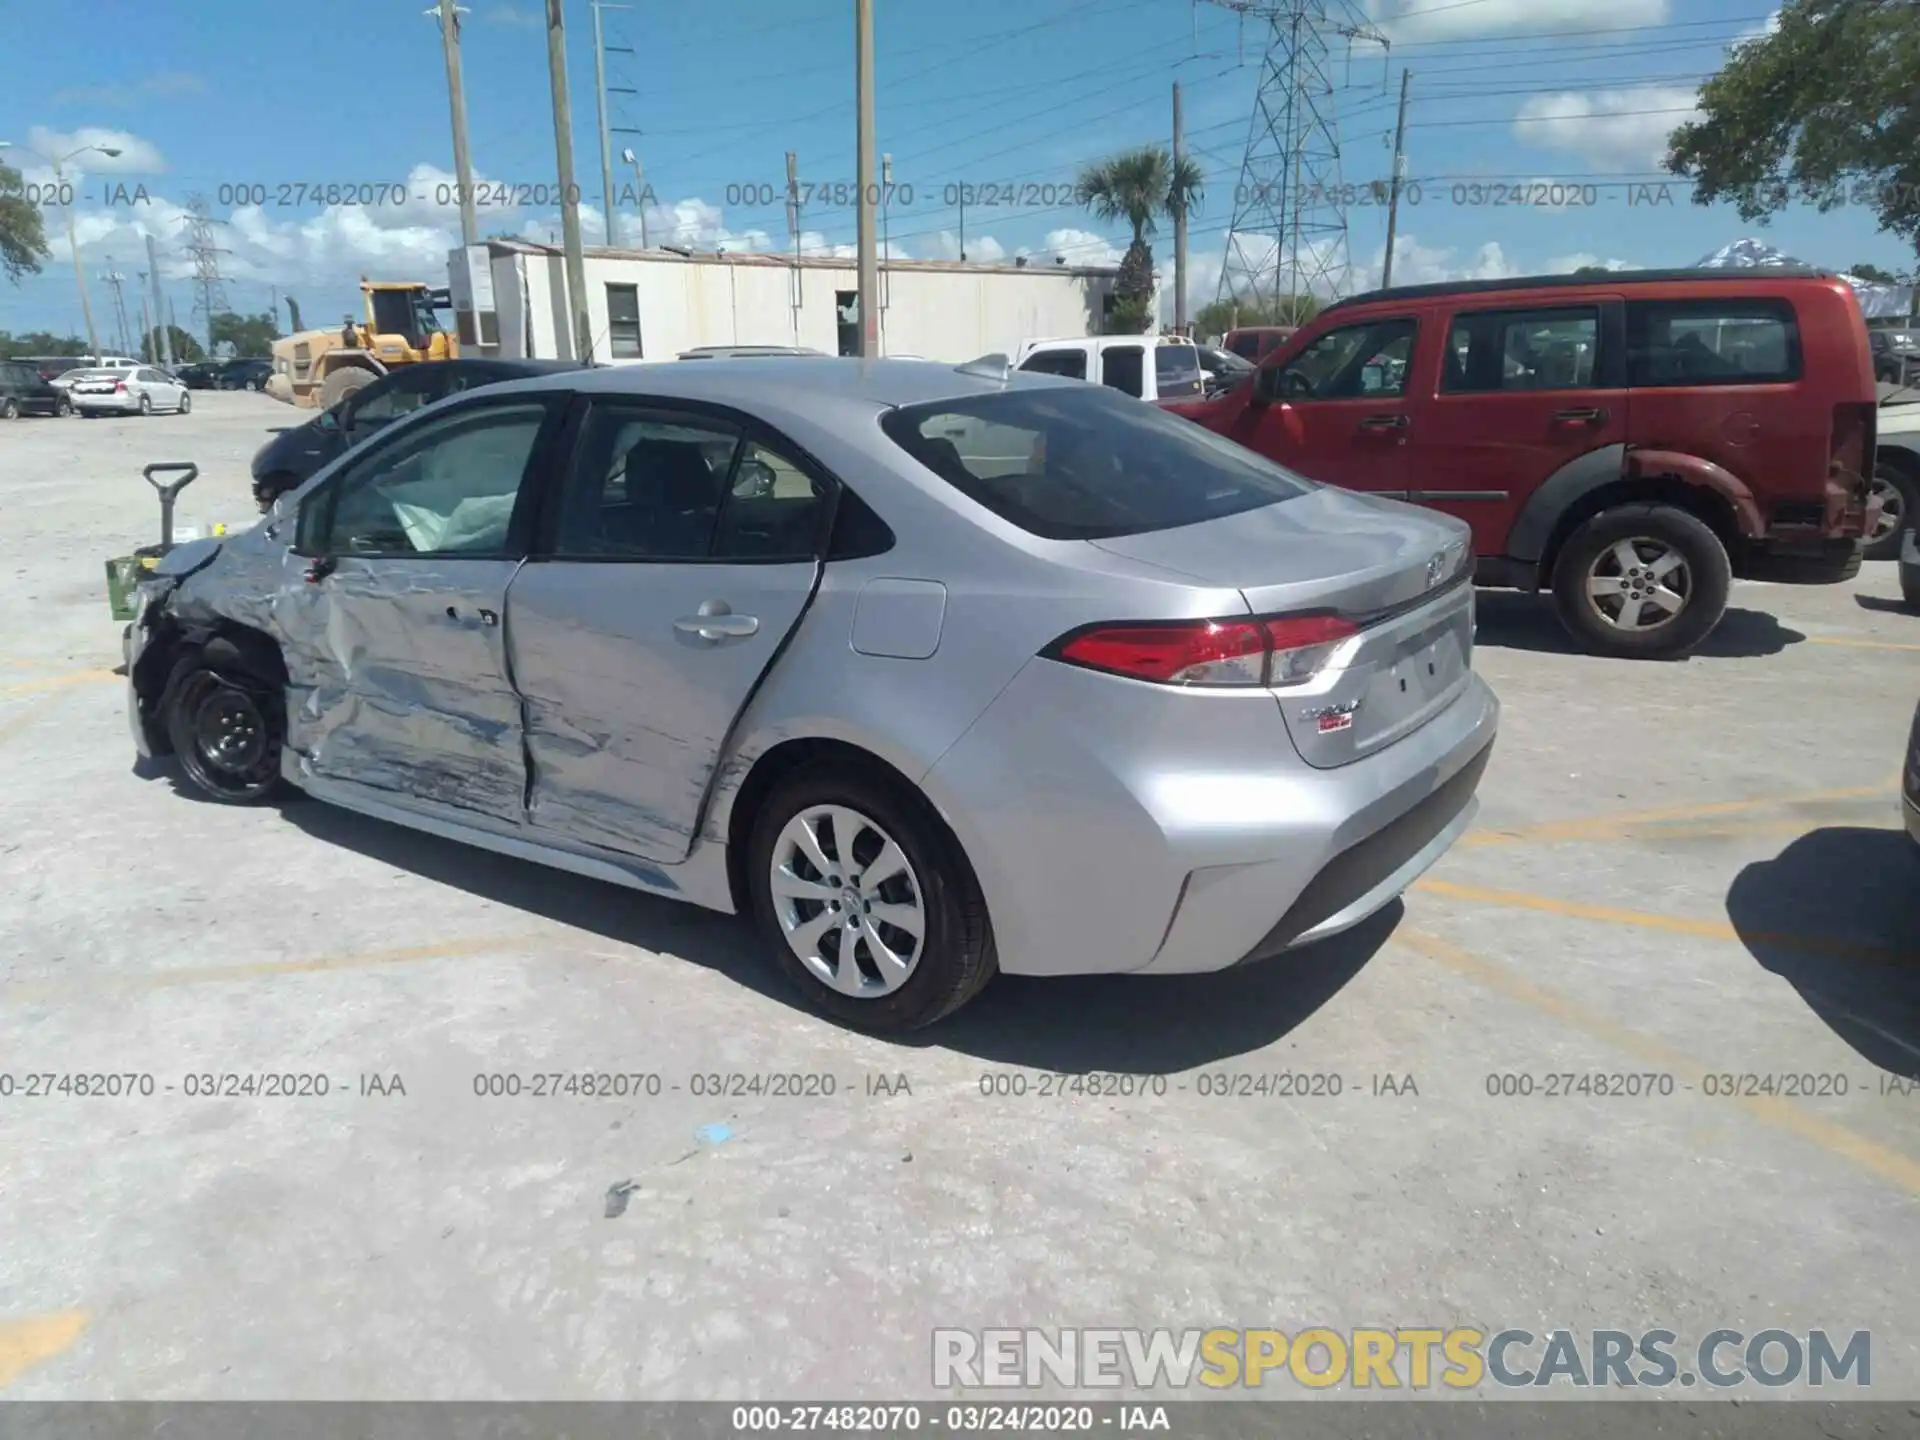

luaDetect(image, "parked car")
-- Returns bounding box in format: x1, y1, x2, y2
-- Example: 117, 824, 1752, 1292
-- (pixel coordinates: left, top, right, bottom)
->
1871, 385, 1920, 560
15, 355, 88, 387
69, 365, 193, 417
1870, 327, 1919, 386
176, 360, 229, 390
46, 355, 139, 391
1014, 335, 1206, 404
1168, 268, 1880, 660
249, 357, 589, 510
677, 345, 827, 360
217, 358, 275, 391
0, 359, 73, 418
125, 357, 1498, 1031
1196, 343, 1256, 396
1223, 326, 1299, 364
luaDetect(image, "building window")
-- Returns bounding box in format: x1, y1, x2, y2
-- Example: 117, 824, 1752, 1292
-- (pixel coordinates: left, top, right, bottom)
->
606, 284, 643, 359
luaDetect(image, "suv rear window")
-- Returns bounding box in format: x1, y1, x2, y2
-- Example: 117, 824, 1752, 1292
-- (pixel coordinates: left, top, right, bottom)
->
1626, 299, 1800, 386
880, 384, 1313, 541
1155, 344, 1204, 399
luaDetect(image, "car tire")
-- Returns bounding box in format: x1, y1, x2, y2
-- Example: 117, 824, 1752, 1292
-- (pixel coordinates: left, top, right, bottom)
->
1550, 503, 1732, 661
1, 398, 17, 420
162, 654, 291, 806
178, 392, 192, 415
246, 379, 259, 391
55, 395, 71, 417
1865, 462, 1915, 562
138, 394, 152, 416
747, 761, 997, 1032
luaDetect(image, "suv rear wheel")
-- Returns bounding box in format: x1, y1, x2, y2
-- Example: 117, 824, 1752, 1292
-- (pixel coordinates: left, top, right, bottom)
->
1866, 462, 1914, 562
1550, 503, 1732, 660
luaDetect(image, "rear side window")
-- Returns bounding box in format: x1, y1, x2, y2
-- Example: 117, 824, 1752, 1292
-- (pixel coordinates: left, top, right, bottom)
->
1020, 348, 1087, 381
555, 410, 740, 560
1226, 333, 1261, 359
880, 384, 1313, 541
1100, 345, 1144, 397
1443, 306, 1599, 392
1627, 299, 1801, 386
1155, 344, 1204, 399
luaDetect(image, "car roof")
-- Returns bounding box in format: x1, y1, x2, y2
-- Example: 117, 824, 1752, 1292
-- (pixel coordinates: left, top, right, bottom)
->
1322, 266, 1837, 316
484, 355, 1074, 409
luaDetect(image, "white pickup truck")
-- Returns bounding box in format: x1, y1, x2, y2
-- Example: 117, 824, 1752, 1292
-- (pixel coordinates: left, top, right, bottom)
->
1012, 334, 1205, 405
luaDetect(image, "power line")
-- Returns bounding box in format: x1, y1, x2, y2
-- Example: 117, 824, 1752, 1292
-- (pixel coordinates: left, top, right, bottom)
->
179, 195, 231, 349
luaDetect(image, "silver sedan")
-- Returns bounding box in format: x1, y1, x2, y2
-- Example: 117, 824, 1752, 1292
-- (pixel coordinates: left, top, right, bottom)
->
125, 357, 1498, 1030
69, 365, 192, 417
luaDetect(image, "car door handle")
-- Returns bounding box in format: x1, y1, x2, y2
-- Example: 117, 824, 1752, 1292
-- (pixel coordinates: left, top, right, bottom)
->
674, 610, 759, 640
1554, 407, 1608, 424
1359, 414, 1408, 431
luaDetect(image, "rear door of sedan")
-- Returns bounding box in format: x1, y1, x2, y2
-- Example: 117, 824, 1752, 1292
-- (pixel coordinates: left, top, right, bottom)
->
505, 397, 834, 862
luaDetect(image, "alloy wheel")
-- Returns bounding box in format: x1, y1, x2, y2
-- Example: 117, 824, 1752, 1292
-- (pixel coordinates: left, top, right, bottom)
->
1869, 474, 1905, 543
1585, 536, 1691, 632
769, 804, 925, 998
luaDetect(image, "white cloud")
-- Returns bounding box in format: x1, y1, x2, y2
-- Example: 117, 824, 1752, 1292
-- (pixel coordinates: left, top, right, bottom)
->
19, 125, 166, 174
1031, 228, 1123, 266
482, 3, 545, 27
1359, 236, 1518, 289
1511, 86, 1704, 171
1367, 0, 1666, 43
1545, 251, 1637, 272
50, 72, 205, 110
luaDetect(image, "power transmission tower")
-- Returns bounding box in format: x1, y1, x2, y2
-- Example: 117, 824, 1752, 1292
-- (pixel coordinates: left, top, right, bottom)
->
101, 261, 133, 357
180, 195, 233, 349
1205, 0, 1387, 320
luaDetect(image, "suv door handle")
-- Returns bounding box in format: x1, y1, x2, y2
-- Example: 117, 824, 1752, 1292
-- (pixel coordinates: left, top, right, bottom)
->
1359, 414, 1408, 431
1553, 407, 1608, 424
674, 607, 760, 641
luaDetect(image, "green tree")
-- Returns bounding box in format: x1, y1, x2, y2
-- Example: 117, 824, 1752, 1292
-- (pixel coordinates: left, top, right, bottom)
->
140, 326, 206, 364
1666, 0, 1920, 258
1849, 261, 1900, 283
1074, 145, 1204, 326
0, 160, 51, 284
0, 330, 87, 359
208, 310, 280, 357
1192, 294, 1320, 338
1571, 265, 1614, 276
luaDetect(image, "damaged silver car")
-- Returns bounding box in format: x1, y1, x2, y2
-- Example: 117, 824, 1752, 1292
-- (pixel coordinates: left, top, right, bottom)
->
127, 358, 1498, 1030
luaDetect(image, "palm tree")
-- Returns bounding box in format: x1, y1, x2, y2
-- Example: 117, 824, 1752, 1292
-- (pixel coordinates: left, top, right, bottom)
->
1074, 146, 1204, 326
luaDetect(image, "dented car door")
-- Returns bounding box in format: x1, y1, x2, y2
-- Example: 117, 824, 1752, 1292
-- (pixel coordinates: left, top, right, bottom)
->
281, 397, 564, 819
505, 401, 830, 863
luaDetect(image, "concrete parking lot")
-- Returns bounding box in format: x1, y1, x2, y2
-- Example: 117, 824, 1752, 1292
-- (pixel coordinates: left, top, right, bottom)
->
1, 390, 1917, 1400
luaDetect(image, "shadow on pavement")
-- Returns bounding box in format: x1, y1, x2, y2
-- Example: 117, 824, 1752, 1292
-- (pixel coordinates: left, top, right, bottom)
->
1726, 825, 1920, 1078
1472, 591, 1805, 659
273, 792, 1388, 1072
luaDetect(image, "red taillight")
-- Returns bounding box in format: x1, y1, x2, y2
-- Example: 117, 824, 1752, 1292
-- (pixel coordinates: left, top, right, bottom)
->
1051, 614, 1359, 688
114, 380, 127, 392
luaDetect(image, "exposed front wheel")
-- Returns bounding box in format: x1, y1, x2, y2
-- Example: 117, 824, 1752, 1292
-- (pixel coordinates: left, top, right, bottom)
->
1551, 504, 1731, 660
1865, 464, 1915, 562
163, 661, 289, 805
747, 764, 996, 1031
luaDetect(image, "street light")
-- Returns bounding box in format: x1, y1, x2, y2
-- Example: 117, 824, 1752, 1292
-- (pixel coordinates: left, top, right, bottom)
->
620, 146, 649, 250
0, 140, 124, 359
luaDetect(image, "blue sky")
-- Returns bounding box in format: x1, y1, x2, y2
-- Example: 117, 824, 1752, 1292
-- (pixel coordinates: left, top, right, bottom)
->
2, 0, 1913, 339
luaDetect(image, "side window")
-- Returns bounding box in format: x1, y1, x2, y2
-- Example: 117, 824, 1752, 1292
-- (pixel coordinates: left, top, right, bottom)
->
1443, 307, 1599, 392
1626, 299, 1801, 386
1019, 349, 1087, 381
1227, 333, 1261, 360
1155, 345, 1204, 399
349, 371, 435, 426
714, 440, 830, 561
310, 403, 548, 557
553, 408, 740, 560
1101, 345, 1145, 397
606, 284, 643, 359
1278, 319, 1416, 399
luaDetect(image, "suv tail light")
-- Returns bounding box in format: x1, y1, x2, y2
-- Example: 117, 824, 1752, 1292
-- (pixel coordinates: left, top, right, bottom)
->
1048, 614, 1360, 688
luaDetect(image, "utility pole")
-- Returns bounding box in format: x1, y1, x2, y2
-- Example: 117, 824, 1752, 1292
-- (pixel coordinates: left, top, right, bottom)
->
1172, 81, 1188, 334
546, 0, 593, 361
432, 0, 480, 247
101, 261, 131, 356
881, 152, 892, 348
853, 0, 879, 358
144, 230, 173, 367
591, 2, 633, 246
958, 193, 966, 262
140, 293, 153, 362
1380, 67, 1411, 289
786, 151, 803, 348
621, 147, 649, 248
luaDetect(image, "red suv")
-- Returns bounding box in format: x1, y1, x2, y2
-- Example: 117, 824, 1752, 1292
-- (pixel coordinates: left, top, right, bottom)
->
1173, 269, 1878, 659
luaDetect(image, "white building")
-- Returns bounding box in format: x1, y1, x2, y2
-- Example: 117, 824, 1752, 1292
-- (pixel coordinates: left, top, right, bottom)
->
455, 239, 1127, 365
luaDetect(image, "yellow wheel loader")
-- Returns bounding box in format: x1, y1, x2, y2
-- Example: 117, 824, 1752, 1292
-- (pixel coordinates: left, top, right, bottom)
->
265, 279, 460, 409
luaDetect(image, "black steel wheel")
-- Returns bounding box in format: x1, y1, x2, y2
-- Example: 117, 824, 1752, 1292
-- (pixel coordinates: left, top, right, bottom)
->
164, 663, 288, 805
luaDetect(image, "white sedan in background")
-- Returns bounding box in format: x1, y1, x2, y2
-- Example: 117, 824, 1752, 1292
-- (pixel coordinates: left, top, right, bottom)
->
69, 366, 193, 417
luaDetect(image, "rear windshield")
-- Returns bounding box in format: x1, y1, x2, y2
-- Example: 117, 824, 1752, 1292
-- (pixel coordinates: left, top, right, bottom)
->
879, 384, 1314, 541
1155, 344, 1204, 398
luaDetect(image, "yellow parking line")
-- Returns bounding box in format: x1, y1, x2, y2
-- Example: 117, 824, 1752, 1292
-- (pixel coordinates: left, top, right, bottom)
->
1805, 636, 1920, 653
1395, 926, 1920, 1197
0, 930, 562, 1007
1460, 782, 1892, 848
0, 1310, 88, 1390
0, 669, 117, 699
1415, 878, 1918, 966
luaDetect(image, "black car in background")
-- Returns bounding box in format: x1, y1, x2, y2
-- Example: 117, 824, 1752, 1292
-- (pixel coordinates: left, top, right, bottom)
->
0, 359, 72, 418
1871, 328, 1919, 385
176, 360, 228, 389
249, 356, 589, 509
16, 356, 87, 386
217, 358, 274, 391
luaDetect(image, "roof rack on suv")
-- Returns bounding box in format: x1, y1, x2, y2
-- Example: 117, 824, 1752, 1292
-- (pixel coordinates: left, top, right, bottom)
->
1324, 266, 1835, 317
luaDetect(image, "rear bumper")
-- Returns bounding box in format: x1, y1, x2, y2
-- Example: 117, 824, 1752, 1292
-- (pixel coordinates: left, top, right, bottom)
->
1738, 535, 1863, 584
72, 393, 139, 412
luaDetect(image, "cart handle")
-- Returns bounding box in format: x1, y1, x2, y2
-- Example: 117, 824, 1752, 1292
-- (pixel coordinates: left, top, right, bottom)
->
142, 463, 199, 551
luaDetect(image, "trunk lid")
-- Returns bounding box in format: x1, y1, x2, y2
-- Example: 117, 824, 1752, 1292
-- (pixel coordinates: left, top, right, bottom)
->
1089, 488, 1476, 767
